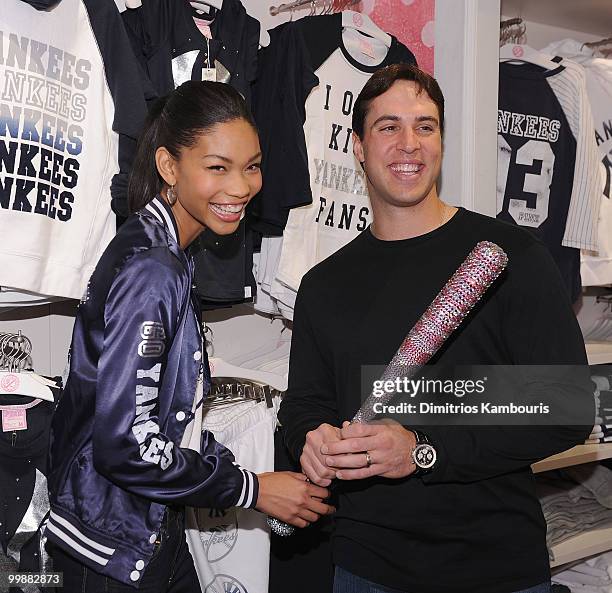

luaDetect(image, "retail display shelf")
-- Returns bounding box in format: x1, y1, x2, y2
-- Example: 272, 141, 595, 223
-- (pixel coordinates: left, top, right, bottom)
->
532, 444, 612, 474
586, 341, 612, 366
550, 527, 612, 568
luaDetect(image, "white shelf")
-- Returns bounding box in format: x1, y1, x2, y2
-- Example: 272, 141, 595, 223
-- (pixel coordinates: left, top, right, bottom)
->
532, 444, 612, 474
586, 342, 612, 366
550, 527, 612, 568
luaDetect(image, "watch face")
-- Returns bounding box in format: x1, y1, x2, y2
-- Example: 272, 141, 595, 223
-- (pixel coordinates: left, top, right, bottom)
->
413, 443, 436, 469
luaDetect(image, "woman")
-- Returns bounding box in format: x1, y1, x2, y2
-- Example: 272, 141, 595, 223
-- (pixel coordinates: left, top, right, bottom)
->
47, 81, 333, 592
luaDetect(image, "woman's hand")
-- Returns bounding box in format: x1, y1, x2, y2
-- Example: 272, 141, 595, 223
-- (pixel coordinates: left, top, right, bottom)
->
255, 471, 335, 528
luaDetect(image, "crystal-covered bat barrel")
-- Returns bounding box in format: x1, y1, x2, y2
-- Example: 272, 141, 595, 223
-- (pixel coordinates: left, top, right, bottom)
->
352, 241, 508, 424
269, 241, 508, 536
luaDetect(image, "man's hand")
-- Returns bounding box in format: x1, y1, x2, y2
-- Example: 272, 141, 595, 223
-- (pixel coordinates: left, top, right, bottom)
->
321, 420, 417, 480
255, 472, 335, 528
300, 423, 342, 486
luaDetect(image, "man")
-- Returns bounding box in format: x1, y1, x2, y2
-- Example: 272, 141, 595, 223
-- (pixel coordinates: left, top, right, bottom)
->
278, 64, 593, 593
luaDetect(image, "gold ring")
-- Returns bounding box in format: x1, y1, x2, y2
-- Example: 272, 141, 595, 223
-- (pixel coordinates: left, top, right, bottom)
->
365, 451, 373, 467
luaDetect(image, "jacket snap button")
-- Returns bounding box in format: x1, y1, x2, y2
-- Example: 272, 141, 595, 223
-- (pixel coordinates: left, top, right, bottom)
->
130, 571, 140, 581
176, 411, 186, 421
194, 351, 202, 361
136, 560, 145, 570
149, 533, 156, 544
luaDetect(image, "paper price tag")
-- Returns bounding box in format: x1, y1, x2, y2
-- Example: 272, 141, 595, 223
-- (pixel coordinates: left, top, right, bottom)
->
202, 68, 217, 82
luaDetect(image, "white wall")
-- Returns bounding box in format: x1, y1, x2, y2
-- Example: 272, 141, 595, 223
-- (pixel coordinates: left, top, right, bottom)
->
434, 0, 501, 215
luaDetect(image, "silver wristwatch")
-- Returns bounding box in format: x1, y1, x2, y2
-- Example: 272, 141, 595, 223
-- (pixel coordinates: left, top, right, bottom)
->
410, 429, 437, 476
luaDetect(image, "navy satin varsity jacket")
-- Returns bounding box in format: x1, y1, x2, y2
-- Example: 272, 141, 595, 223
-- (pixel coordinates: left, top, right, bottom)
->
46, 196, 258, 587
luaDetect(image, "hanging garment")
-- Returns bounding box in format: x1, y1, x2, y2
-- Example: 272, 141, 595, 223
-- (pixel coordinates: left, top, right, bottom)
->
497, 59, 602, 302
542, 39, 612, 287
122, 0, 259, 104
254, 236, 296, 320
191, 221, 256, 309
0, 0, 149, 299
251, 13, 416, 236
185, 394, 279, 593
0, 380, 61, 593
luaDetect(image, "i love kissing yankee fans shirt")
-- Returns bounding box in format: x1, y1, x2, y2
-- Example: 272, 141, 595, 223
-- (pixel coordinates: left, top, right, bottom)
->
251, 13, 416, 298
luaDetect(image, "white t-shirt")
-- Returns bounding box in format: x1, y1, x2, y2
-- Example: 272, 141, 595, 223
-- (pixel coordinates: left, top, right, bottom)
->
0, 0, 146, 299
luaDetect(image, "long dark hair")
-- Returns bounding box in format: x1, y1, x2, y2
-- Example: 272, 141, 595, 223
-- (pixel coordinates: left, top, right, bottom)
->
128, 81, 258, 213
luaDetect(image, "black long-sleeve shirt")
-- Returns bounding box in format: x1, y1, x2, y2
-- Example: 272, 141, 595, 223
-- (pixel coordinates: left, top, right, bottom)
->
278, 207, 593, 593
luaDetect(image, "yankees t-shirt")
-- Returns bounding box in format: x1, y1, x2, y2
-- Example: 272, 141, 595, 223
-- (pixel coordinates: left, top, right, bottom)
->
542, 40, 612, 286
497, 61, 602, 301
583, 59, 612, 285
251, 13, 416, 236
0, 0, 149, 299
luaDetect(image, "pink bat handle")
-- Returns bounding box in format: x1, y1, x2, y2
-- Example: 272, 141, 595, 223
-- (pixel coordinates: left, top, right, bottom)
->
353, 240, 508, 424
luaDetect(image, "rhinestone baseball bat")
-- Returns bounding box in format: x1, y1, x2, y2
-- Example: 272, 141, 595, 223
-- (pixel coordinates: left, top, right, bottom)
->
269, 241, 509, 536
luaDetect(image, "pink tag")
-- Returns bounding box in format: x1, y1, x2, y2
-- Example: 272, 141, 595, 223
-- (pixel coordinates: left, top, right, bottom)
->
352, 13, 363, 27
512, 45, 524, 58
359, 38, 376, 59
194, 18, 213, 40
2, 408, 27, 432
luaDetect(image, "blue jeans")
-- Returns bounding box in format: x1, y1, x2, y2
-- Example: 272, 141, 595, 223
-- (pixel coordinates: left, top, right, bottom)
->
333, 566, 551, 593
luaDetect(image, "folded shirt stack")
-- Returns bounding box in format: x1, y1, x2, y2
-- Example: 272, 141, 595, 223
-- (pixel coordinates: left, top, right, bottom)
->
537, 463, 612, 560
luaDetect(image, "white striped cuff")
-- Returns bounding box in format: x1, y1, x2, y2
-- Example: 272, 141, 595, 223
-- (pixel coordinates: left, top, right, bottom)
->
234, 468, 259, 509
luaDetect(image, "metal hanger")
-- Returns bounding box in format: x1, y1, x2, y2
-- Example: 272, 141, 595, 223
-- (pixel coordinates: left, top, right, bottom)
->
270, 0, 358, 17
499, 17, 559, 71
204, 378, 280, 409
0, 331, 55, 401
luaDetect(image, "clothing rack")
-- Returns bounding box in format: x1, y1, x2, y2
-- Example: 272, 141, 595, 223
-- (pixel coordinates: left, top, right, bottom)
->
204, 378, 281, 409
269, 0, 358, 17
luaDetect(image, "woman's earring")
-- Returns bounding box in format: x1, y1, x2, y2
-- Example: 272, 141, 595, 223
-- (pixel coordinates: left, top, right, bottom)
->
167, 184, 178, 206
